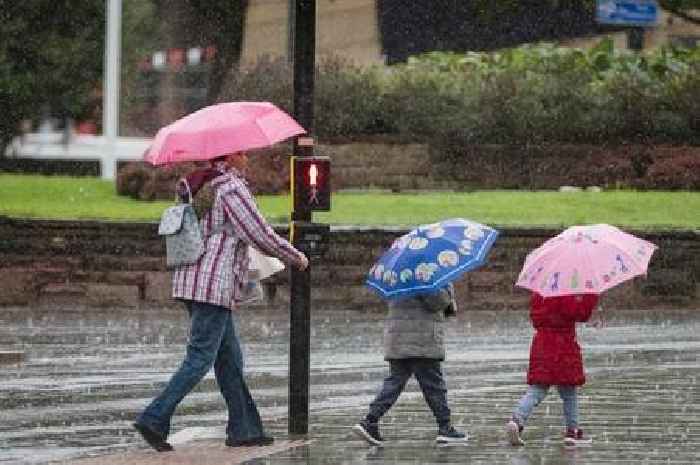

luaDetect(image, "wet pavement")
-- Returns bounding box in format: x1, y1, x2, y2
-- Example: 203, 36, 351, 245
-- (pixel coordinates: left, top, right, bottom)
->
0, 304, 699, 464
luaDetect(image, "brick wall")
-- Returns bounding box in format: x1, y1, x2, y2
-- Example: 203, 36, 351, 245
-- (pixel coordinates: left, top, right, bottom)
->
0, 216, 697, 311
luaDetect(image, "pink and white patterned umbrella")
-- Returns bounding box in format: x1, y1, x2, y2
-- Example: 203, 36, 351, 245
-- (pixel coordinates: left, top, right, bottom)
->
516, 224, 658, 297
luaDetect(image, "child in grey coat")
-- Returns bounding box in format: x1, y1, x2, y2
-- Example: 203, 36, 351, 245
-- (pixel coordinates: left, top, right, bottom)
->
353, 283, 467, 445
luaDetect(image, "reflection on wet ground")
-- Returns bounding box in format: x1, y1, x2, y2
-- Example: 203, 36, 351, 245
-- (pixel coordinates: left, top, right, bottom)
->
0, 305, 698, 464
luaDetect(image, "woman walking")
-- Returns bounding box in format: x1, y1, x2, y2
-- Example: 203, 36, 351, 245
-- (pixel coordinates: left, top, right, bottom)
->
134, 151, 308, 452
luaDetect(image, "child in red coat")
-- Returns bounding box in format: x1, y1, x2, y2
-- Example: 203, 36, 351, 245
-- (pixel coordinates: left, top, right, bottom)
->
506, 291, 599, 446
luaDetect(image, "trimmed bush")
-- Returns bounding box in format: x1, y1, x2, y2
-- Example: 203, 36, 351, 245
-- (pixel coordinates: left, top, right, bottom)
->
221, 55, 393, 138
428, 141, 700, 190
385, 42, 700, 145
117, 162, 201, 201
116, 146, 293, 201
125, 41, 700, 146
115, 162, 152, 200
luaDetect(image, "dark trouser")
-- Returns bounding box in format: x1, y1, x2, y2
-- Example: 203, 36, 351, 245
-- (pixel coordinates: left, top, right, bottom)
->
136, 300, 264, 441
367, 358, 451, 427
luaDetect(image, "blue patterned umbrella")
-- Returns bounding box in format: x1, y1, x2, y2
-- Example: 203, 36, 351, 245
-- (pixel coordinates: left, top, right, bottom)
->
366, 218, 499, 300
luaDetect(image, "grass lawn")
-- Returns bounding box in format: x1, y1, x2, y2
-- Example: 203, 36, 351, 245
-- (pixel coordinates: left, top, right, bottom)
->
1, 174, 698, 229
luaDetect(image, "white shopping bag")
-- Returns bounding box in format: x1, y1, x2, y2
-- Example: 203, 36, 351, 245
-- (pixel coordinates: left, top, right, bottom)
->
248, 246, 285, 280
239, 247, 285, 305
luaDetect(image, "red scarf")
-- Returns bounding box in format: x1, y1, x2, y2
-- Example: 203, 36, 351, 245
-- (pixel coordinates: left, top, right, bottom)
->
176, 168, 223, 203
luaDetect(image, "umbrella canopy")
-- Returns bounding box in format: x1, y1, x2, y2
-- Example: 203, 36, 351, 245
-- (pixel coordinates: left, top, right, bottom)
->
516, 224, 658, 297
366, 218, 499, 300
144, 102, 305, 165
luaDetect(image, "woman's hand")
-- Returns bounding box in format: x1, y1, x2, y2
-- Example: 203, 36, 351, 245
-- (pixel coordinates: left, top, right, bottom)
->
297, 254, 309, 271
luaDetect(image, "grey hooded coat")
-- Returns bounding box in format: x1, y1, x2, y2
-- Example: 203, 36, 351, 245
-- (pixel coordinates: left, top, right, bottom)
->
383, 284, 456, 361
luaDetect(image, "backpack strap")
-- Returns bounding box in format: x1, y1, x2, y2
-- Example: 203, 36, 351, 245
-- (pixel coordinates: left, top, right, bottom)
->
176, 178, 193, 204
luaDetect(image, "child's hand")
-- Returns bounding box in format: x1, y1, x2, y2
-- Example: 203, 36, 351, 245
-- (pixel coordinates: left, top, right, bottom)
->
588, 305, 606, 329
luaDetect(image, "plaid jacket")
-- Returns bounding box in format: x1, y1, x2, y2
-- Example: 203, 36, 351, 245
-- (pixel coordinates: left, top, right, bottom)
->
173, 167, 303, 310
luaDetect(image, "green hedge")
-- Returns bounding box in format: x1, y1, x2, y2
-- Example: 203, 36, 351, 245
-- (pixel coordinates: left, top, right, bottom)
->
217, 41, 700, 145
390, 41, 700, 145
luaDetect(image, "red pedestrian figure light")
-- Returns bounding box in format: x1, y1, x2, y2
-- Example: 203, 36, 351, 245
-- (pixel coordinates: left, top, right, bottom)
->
308, 163, 320, 205
309, 163, 318, 186
292, 156, 331, 212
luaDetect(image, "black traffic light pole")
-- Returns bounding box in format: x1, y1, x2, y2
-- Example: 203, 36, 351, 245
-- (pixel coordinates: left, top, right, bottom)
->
289, 0, 315, 436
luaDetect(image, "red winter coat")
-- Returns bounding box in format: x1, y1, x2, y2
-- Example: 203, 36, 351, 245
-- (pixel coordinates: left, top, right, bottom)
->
526, 292, 598, 386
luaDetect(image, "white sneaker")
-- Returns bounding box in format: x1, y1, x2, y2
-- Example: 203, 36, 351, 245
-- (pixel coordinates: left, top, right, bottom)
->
563, 428, 593, 446
352, 420, 384, 446
436, 426, 468, 443
506, 420, 525, 446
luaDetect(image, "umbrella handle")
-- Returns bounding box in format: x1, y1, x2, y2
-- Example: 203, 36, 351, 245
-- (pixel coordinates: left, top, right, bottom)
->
587, 305, 605, 329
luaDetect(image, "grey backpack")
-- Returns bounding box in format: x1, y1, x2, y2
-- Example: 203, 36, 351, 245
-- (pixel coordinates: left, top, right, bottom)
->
158, 179, 204, 268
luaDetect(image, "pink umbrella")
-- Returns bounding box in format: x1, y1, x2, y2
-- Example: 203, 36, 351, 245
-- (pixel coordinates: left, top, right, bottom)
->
144, 102, 306, 165
516, 224, 658, 297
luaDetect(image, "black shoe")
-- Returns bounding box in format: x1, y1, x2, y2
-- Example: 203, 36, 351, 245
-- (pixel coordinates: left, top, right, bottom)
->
436, 425, 467, 443
226, 435, 274, 447
133, 422, 174, 452
352, 419, 384, 446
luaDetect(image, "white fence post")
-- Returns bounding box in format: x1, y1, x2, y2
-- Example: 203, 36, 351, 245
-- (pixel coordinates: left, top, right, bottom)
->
103, 0, 122, 180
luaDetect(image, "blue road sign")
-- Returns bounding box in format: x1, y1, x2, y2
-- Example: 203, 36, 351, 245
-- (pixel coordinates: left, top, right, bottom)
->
596, 0, 659, 26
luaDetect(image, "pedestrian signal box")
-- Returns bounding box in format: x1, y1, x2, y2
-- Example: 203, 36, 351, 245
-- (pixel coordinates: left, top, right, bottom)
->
292, 156, 331, 212
290, 222, 331, 258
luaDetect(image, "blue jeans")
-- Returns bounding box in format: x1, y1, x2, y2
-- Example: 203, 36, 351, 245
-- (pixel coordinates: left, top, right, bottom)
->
513, 384, 578, 429
136, 301, 264, 441
367, 358, 451, 427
